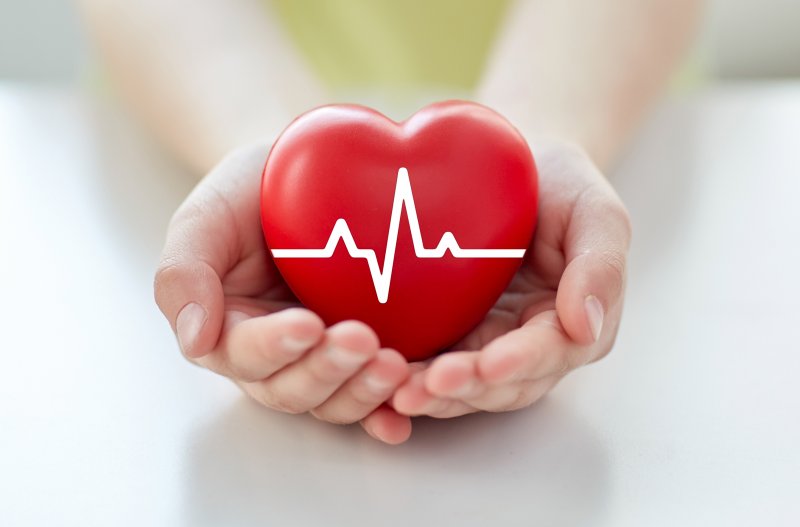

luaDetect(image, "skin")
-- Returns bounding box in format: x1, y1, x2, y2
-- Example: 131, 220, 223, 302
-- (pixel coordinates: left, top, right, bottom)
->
392, 140, 631, 418
155, 143, 415, 444
154, 139, 629, 444
82, 0, 701, 443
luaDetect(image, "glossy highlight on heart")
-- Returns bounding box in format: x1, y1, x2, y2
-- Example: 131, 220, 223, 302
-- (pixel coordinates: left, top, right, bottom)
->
261, 101, 538, 361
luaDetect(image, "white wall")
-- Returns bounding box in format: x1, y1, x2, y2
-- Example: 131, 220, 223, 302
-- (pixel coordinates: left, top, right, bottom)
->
0, 0, 89, 83
0, 0, 798, 83
705, 0, 800, 77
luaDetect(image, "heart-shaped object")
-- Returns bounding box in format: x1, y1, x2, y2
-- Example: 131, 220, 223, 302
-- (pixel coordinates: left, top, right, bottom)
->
261, 101, 538, 361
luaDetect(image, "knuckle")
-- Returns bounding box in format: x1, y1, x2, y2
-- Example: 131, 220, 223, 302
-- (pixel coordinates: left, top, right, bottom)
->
280, 306, 313, 320
226, 360, 262, 384
307, 348, 372, 385
309, 361, 353, 386
252, 387, 308, 414
555, 353, 574, 375
342, 319, 373, 335
598, 249, 627, 285
503, 387, 534, 412
476, 385, 525, 412
154, 258, 182, 286
495, 378, 560, 412
153, 260, 184, 309
351, 383, 385, 406
554, 346, 590, 374
331, 319, 381, 349
223, 340, 276, 384
579, 247, 626, 299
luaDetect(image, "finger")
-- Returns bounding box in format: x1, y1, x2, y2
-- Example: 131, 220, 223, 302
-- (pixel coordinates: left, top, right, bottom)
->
154, 259, 225, 359
392, 370, 475, 417
392, 370, 439, 415
424, 352, 484, 399
154, 145, 269, 358
360, 405, 412, 445
425, 353, 553, 415
311, 348, 409, 424
467, 376, 562, 412
477, 310, 589, 384
243, 320, 379, 414
556, 176, 631, 345
423, 399, 478, 419
220, 308, 325, 381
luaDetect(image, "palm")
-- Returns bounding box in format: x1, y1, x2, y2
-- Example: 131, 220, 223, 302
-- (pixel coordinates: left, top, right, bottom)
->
157, 142, 628, 440
388, 142, 632, 420
220, 244, 300, 316
210, 179, 302, 317
236, 252, 559, 364
445, 164, 575, 356
224, 145, 577, 358
449, 264, 558, 353
159, 146, 414, 444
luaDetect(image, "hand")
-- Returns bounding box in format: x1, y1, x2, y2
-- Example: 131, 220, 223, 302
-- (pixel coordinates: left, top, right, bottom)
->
154, 144, 412, 445
391, 140, 631, 418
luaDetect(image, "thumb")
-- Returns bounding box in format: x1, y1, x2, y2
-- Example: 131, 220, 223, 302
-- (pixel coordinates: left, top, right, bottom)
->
555, 179, 632, 346
154, 257, 225, 359
153, 183, 230, 359
154, 144, 269, 358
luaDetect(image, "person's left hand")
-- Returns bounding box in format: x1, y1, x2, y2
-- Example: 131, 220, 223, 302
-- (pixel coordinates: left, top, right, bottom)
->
388, 140, 631, 418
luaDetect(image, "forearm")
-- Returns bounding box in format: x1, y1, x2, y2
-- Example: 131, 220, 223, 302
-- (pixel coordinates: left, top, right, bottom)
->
78, 0, 326, 173
477, 0, 703, 169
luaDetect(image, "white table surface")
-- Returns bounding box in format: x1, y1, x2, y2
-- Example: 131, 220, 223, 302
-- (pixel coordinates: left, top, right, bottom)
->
1, 83, 799, 526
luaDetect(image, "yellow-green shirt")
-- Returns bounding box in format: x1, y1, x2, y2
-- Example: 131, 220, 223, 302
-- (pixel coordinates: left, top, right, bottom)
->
269, 0, 510, 90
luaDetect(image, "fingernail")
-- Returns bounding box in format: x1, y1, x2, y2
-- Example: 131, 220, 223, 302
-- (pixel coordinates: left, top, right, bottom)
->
364, 374, 393, 394
280, 335, 316, 356
327, 346, 369, 369
176, 302, 207, 355
585, 295, 604, 342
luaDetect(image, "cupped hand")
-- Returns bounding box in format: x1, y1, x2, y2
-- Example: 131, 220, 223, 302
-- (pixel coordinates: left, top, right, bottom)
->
155, 138, 630, 442
154, 144, 412, 445
391, 140, 632, 418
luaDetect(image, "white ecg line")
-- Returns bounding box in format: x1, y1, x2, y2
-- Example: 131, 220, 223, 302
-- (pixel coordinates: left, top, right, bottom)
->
271, 168, 526, 303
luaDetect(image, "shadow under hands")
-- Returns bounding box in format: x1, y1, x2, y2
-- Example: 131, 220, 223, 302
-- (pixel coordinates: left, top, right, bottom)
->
183, 395, 610, 527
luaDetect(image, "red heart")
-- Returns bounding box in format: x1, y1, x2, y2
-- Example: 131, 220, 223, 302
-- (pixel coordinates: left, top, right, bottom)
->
260, 101, 538, 361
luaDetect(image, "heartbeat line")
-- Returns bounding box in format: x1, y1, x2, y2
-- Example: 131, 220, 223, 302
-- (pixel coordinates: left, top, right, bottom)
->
271, 168, 526, 303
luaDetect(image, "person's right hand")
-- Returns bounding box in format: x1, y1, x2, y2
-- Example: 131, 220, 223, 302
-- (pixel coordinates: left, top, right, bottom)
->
154, 144, 412, 445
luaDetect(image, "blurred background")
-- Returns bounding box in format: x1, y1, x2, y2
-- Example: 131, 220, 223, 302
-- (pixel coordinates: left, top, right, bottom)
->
1, 0, 799, 85
2, 3, 800, 526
